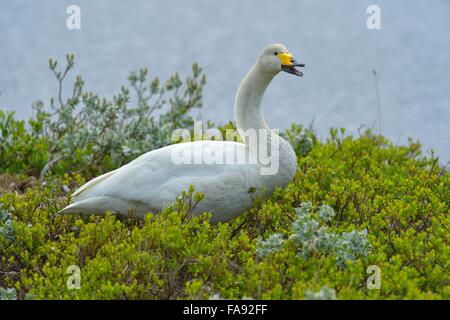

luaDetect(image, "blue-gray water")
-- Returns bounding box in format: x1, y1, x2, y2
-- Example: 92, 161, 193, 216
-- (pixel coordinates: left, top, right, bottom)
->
1, 0, 449, 162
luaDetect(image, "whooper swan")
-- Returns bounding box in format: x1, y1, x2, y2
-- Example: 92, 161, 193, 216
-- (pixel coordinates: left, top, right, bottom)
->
59, 44, 305, 223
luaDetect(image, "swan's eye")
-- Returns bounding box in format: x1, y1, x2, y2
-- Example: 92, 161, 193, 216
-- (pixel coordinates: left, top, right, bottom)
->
274, 52, 278, 56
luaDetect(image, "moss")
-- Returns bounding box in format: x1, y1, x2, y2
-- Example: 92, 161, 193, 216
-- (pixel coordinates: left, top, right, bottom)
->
0, 127, 448, 300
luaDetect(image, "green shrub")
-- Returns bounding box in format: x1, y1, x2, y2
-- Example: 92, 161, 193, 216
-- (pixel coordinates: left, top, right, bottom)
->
1, 54, 206, 178
0, 58, 448, 299
0, 110, 49, 176
0, 287, 17, 300
0, 127, 448, 300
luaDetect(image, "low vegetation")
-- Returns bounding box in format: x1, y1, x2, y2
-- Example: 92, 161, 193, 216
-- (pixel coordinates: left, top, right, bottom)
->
0, 56, 448, 300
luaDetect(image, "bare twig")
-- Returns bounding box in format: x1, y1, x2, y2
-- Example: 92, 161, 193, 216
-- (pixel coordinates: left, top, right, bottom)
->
372, 70, 382, 135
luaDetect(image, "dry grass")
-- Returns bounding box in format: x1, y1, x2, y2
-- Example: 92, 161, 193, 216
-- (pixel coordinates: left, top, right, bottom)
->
0, 174, 38, 195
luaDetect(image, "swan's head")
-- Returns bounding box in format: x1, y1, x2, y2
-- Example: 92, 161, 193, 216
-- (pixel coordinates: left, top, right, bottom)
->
259, 43, 305, 77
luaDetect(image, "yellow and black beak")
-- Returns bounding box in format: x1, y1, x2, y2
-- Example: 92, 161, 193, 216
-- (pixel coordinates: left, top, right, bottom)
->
278, 52, 305, 77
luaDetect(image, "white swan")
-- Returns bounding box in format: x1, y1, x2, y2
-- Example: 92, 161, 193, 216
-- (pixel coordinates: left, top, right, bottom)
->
59, 44, 305, 223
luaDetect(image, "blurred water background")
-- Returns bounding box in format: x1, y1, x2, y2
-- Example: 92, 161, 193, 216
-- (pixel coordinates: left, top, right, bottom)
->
1, 0, 449, 162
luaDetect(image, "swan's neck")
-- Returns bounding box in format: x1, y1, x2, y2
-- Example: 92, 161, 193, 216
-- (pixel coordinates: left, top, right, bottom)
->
234, 62, 297, 183
235, 63, 272, 132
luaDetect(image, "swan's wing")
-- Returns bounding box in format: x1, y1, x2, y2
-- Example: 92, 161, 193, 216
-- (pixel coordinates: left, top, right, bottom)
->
71, 169, 118, 198
69, 141, 257, 206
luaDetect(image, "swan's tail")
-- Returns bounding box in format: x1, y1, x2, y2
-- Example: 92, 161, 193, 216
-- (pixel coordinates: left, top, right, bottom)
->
58, 196, 127, 216
58, 196, 150, 218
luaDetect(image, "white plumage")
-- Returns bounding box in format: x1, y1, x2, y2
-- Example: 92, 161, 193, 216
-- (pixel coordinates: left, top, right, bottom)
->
59, 44, 304, 223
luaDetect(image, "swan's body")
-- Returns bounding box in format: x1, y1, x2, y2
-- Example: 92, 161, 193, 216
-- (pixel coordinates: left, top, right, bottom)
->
60, 44, 304, 223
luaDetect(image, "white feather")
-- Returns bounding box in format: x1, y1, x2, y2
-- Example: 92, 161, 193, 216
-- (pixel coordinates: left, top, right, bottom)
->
59, 44, 299, 223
